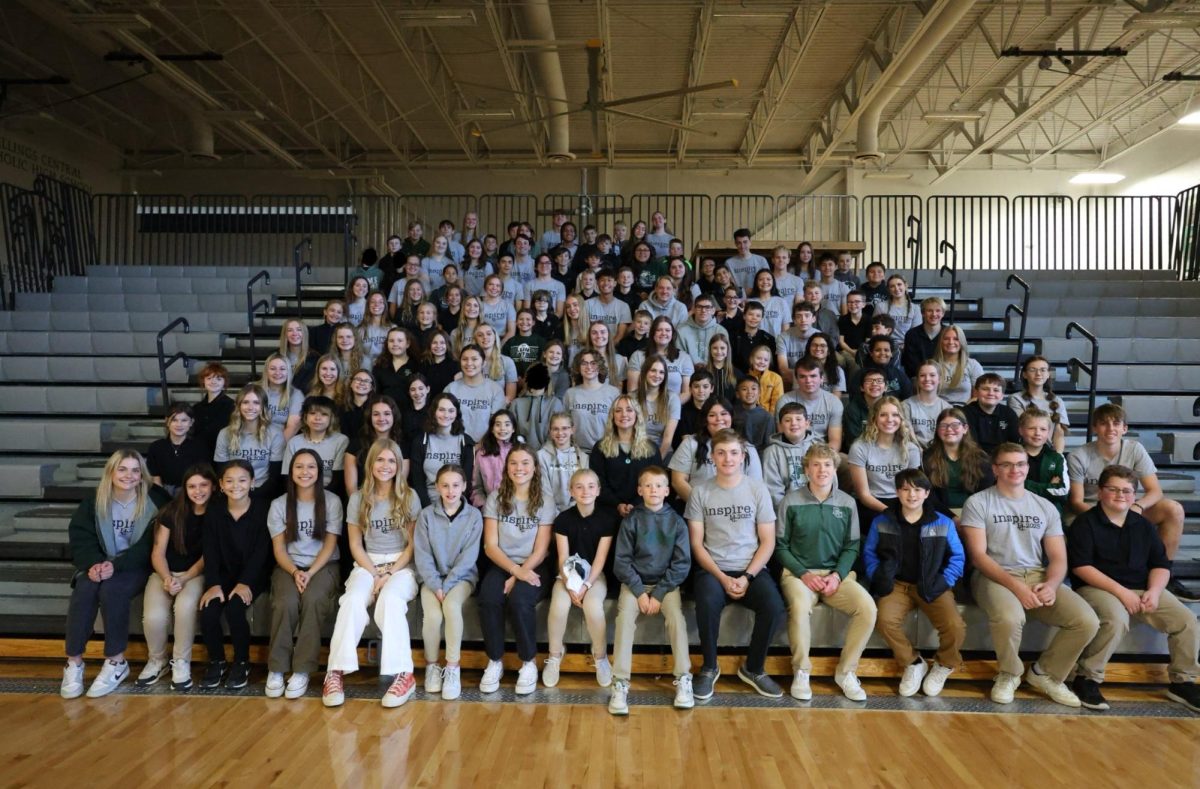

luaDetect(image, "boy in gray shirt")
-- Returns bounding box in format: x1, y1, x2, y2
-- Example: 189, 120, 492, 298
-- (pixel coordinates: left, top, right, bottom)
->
962, 442, 1099, 708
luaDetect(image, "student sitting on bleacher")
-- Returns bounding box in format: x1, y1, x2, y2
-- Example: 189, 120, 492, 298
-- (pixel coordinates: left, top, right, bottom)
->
1067, 464, 1200, 713
1067, 403, 1197, 602
1008, 356, 1069, 453
962, 373, 1020, 454
900, 297, 946, 378
932, 326, 983, 407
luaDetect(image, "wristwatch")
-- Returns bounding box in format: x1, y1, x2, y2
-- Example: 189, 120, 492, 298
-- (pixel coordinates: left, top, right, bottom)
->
745, 570, 757, 581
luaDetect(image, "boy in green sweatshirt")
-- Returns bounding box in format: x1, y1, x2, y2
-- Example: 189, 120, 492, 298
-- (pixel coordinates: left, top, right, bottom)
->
1020, 408, 1068, 515
776, 443, 877, 702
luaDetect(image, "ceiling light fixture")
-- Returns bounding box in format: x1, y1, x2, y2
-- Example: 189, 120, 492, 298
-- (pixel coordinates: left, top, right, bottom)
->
393, 9, 477, 27
1069, 172, 1125, 185
1124, 12, 1200, 30
454, 109, 516, 121
923, 111, 985, 121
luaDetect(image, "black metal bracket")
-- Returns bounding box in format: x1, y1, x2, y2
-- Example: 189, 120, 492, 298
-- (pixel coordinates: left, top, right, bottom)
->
1066, 321, 1100, 442
938, 240, 957, 324
156, 317, 191, 408
1005, 274, 1031, 383
906, 214, 922, 301
246, 269, 271, 379
293, 237, 312, 320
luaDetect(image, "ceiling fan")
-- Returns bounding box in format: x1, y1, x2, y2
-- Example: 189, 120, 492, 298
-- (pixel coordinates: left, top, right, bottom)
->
469, 39, 737, 159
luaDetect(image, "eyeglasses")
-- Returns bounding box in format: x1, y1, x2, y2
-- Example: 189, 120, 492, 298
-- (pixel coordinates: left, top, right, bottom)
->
996, 461, 1029, 470
1101, 486, 1137, 497
937, 421, 966, 431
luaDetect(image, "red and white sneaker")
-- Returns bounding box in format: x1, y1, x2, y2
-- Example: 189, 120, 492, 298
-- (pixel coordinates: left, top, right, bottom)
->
322, 670, 345, 708
382, 672, 415, 708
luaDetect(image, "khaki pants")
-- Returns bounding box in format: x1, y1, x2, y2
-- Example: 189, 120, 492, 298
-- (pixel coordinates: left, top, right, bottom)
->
547, 575, 608, 657
142, 572, 205, 662
875, 580, 965, 670
269, 564, 340, 674
781, 568, 877, 675
1076, 586, 1200, 684
613, 584, 690, 681
971, 569, 1099, 682
421, 581, 474, 664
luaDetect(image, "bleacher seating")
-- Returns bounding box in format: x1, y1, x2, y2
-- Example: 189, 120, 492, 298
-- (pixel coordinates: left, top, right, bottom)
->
1, 260, 1197, 668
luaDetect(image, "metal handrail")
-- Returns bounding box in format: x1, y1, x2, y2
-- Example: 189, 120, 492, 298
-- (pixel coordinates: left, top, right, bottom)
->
293, 236, 312, 319
938, 240, 957, 325
906, 214, 922, 300
246, 269, 271, 379
1005, 274, 1031, 382
156, 317, 191, 407
1066, 321, 1100, 442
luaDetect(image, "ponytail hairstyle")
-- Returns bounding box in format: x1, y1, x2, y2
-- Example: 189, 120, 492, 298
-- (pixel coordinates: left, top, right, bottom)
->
1020, 355, 1062, 429
283, 448, 328, 544
357, 438, 417, 536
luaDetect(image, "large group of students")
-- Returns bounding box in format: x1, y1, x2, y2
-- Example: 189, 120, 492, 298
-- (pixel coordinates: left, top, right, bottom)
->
59, 211, 1200, 715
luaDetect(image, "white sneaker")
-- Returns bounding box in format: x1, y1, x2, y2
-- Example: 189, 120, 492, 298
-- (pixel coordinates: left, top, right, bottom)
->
136, 657, 168, 687
673, 674, 695, 709
922, 662, 954, 697
790, 669, 812, 701
284, 673, 309, 699
835, 671, 867, 702
170, 659, 193, 691
86, 659, 129, 698
899, 659, 928, 697
480, 660, 503, 693
542, 654, 562, 688
608, 678, 630, 715
1024, 666, 1081, 708
265, 671, 286, 698
991, 672, 1022, 704
61, 662, 85, 699
516, 661, 538, 695
425, 664, 443, 695
594, 656, 613, 688
441, 666, 462, 700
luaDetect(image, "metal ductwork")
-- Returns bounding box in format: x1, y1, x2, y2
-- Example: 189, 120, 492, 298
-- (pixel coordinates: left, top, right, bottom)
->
514, 0, 573, 161
187, 114, 219, 160
855, 0, 976, 164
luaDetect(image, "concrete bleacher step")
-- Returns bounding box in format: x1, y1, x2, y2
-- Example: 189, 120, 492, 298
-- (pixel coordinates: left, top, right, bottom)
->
1017, 316, 1200, 340
982, 297, 1196, 318
0, 357, 191, 385
12, 507, 74, 534
0, 311, 254, 334
1078, 365, 1200, 393
1161, 432, 1200, 465
55, 274, 301, 296
0, 458, 62, 499
0, 330, 224, 357
85, 264, 345, 285
1041, 338, 1200, 365
0, 386, 158, 416
16, 292, 268, 314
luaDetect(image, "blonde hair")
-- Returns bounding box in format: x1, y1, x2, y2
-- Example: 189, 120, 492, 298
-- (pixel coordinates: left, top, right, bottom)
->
332, 323, 367, 376
861, 395, 919, 450
561, 295, 589, 355
596, 394, 656, 460
94, 450, 152, 524
569, 468, 600, 488
259, 352, 295, 414
932, 324, 973, 392
356, 439, 417, 536
277, 320, 310, 377
451, 296, 484, 356
308, 354, 346, 402
227, 383, 272, 453
473, 323, 506, 381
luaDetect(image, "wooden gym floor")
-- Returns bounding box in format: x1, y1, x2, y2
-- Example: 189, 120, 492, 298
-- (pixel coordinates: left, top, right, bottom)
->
0, 660, 1197, 788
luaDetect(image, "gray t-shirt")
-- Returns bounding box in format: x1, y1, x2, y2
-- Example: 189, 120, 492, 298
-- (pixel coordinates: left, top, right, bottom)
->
111, 497, 136, 553
727, 254, 769, 293
961, 486, 1062, 571
642, 391, 681, 446
524, 278, 567, 311
902, 396, 952, 449
1008, 392, 1070, 428
480, 298, 516, 336
756, 295, 792, 338
537, 445, 587, 513
444, 379, 509, 442
421, 255, 453, 289
462, 262, 494, 297
684, 476, 775, 573
587, 297, 632, 332
1067, 440, 1156, 505
777, 329, 812, 372
847, 438, 922, 499
346, 298, 366, 326
775, 390, 843, 443
421, 431, 469, 501
214, 426, 285, 488
282, 432, 349, 487
670, 435, 763, 485
346, 491, 421, 555
563, 383, 620, 451
817, 278, 850, 314
628, 349, 694, 395
937, 358, 984, 405
268, 495, 344, 567
264, 388, 302, 429
483, 490, 558, 564
497, 275, 522, 304
774, 273, 805, 303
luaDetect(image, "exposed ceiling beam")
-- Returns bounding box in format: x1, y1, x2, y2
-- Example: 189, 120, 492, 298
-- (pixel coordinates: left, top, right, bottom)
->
738, 2, 827, 165
596, 0, 617, 166
482, 0, 547, 164
675, 0, 716, 164
372, 0, 480, 161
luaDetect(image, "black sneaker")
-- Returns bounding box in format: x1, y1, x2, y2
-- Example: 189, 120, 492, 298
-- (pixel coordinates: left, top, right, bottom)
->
1166, 578, 1200, 603
737, 665, 783, 698
1166, 682, 1200, 713
226, 660, 251, 690
199, 660, 227, 689
693, 667, 720, 701
1071, 676, 1109, 711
